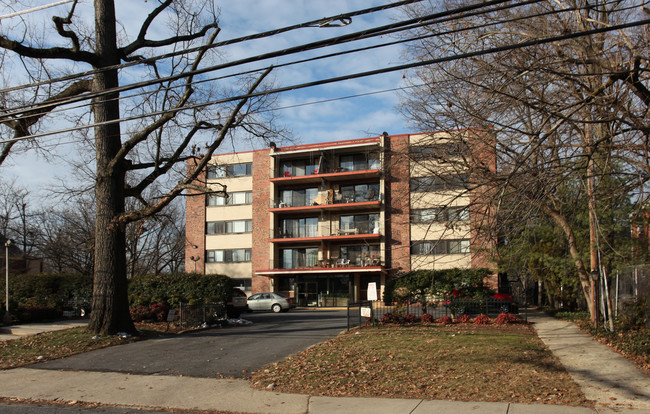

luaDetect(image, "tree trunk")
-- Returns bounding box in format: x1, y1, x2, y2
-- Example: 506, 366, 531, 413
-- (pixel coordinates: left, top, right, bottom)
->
88, 0, 136, 335
540, 203, 595, 319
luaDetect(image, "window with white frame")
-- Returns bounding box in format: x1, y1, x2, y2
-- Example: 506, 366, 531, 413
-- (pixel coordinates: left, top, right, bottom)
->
410, 239, 470, 255
206, 249, 252, 263
206, 220, 253, 234
206, 162, 252, 179
207, 191, 252, 206
411, 207, 469, 223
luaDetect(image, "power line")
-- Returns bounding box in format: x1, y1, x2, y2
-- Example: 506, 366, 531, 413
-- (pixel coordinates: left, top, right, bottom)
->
0, 0, 549, 123
0, 0, 74, 20
3, 15, 648, 145
0, 0, 424, 95
0, 0, 534, 123
0, 0, 519, 119
4, 0, 641, 128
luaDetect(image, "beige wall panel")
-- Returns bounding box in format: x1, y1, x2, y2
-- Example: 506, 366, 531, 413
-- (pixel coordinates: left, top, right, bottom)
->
207, 177, 252, 192
410, 223, 470, 240
205, 262, 252, 278
410, 254, 472, 270
209, 152, 254, 165
205, 234, 252, 249
206, 205, 253, 221
410, 192, 469, 208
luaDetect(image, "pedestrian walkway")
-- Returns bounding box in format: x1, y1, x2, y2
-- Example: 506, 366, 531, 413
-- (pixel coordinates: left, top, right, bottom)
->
0, 312, 646, 413
527, 310, 650, 411
0, 319, 87, 341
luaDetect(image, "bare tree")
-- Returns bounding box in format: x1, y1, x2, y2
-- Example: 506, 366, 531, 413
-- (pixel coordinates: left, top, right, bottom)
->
399, 0, 650, 324
0, 0, 286, 334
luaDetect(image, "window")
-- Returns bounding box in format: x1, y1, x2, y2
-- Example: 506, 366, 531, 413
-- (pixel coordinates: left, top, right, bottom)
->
232, 278, 252, 290
339, 152, 380, 172
340, 244, 380, 267
411, 207, 469, 223
207, 191, 252, 206
279, 217, 318, 238
280, 248, 318, 269
339, 214, 380, 234
410, 141, 467, 159
206, 162, 252, 179
279, 187, 318, 207
411, 239, 470, 255
339, 183, 379, 203
207, 220, 252, 234
410, 174, 468, 192
280, 159, 319, 177
206, 249, 252, 263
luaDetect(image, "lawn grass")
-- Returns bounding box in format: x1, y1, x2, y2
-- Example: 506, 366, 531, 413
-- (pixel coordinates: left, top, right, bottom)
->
251, 323, 590, 406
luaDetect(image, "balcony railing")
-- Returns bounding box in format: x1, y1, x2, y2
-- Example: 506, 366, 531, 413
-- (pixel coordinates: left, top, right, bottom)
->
266, 257, 383, 270
272, 193, 381, 209
270, 227, 381, 239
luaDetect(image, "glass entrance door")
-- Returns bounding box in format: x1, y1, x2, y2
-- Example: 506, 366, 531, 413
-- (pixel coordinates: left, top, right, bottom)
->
297, 281, 319, 307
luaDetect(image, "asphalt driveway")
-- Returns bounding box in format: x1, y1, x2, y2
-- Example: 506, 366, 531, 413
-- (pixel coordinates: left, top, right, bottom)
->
32, 309, 347, 378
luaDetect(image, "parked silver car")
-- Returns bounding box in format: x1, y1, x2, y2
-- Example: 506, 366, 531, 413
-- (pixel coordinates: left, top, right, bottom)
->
247, 292, 293, 313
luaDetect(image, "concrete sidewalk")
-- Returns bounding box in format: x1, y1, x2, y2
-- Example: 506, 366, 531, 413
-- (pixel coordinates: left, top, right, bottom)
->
527, 310, 650, 411
0, 319, 87, 340
0, 367, 640, 414
0, 312, 646, 413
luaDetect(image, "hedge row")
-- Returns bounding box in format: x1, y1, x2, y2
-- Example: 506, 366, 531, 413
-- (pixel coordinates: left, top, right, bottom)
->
0, 273, 93, 311
128, 272, 234, 307
0, 272, 235, 323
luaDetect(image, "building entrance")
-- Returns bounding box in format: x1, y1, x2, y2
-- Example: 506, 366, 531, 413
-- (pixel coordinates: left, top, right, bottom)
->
294, 274, 350, 307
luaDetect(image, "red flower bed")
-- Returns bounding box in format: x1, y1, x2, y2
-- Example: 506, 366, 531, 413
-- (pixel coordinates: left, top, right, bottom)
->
438, 315, 453, 325
495, 313, 518, 325
474, 314, 491, 325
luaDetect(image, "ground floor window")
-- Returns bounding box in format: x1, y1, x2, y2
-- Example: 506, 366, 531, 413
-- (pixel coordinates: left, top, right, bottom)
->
278, 274, 351, 307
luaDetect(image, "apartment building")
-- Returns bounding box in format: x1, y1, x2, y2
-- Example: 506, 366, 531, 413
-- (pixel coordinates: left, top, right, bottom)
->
185, 131, 496, 307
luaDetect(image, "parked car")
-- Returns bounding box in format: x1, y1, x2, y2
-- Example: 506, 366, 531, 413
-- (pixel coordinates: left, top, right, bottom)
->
247, 292, 294, 313
227, 288, 249, 318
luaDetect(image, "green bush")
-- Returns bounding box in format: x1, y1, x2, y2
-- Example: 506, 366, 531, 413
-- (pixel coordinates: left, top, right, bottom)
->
14, 305, 61, 323
0, 273, 92, 311
383, 268, 493, 307
618, 297, 648, 330
128, 273, 234, 307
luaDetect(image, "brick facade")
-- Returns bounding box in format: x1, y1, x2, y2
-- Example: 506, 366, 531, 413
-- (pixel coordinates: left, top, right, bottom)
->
384, 134, 412, 276
251, 149, 271, 292
184, 158, 206, 274
468, 128, 498, 289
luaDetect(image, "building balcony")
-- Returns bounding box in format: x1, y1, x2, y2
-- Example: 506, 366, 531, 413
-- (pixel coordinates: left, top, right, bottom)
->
269, 228, 381, 243
271, 168, 380, 184
255, 257, 384, 276
270, 195, 381, 214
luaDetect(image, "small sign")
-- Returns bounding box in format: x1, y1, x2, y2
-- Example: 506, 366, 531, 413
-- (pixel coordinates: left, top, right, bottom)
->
360, 307, 371, 318
367, 282, 378, 301
166, 309, 176, 322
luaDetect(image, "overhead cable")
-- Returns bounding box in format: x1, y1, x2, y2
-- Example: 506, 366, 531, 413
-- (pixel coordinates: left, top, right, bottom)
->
3, 15, 648, 144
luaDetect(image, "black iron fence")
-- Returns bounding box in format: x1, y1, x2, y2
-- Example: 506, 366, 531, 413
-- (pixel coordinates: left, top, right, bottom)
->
177, 302, 226, 328
347, 298, 520, 329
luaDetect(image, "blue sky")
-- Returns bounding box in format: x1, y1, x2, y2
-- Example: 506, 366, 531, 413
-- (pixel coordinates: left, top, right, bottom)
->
1, 0, 413, 198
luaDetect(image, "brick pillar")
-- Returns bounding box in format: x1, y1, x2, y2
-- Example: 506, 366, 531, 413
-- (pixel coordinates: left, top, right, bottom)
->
185, 158, 206, 274
251, 149, 271, 293
467, 128, 498, 289
384, 134, 411, 278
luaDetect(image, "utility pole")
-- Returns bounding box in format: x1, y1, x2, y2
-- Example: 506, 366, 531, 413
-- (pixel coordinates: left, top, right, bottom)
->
4, 239, 12, 324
